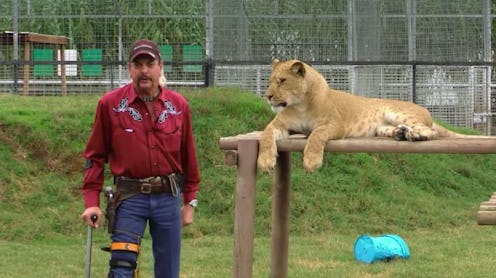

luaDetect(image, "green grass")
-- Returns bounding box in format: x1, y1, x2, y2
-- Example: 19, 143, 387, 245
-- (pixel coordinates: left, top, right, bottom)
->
2, 226, 496, 277
0, 89, 496, 277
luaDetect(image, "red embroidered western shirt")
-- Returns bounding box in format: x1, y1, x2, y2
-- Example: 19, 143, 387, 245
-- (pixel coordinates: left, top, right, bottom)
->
81, 83, 200, 208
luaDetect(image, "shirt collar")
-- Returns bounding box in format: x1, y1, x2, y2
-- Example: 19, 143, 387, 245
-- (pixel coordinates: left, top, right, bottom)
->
157, 87, 167, 102
126, 83, 165, 104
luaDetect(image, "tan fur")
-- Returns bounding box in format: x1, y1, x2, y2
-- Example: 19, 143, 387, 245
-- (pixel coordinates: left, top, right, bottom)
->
257, 59, 489, 173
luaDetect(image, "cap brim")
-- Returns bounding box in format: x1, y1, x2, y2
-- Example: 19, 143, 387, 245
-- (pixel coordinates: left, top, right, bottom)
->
130, 50, 158, 62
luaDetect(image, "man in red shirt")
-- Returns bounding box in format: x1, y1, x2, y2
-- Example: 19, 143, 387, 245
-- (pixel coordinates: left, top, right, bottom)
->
80, 39, 200, 277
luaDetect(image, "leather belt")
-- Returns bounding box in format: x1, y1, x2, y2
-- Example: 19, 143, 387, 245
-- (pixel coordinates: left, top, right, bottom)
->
115, 175, 178, 195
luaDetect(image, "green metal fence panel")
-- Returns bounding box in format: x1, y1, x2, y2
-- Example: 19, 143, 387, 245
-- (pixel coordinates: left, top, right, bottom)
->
33, 49, 53, 77
159, 44, 173, 73
82, 49, 103, 77
182, 45, 203, 73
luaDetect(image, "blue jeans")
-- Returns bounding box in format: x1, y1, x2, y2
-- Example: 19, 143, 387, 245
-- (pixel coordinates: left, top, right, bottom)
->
109, 193, 181, 278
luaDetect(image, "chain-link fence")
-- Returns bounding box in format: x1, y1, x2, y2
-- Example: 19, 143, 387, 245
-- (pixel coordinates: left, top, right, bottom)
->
0, 0, 495, 134
0, 0, 206, 95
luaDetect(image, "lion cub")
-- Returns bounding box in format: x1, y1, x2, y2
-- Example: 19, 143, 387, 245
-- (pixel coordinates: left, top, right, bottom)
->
257, 59, 479, 173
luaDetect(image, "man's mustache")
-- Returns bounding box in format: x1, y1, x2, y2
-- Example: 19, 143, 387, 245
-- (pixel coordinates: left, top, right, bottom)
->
137, 76, 152, 81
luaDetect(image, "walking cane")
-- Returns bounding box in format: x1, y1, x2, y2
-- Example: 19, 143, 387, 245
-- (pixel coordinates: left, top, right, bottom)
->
85, 214, 98, 278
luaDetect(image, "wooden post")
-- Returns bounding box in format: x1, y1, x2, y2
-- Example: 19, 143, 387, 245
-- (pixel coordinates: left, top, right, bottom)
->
232, 139, 258, 278
23, 41, 30, 96
60, 44, 67, 96
270, 151, 291, 278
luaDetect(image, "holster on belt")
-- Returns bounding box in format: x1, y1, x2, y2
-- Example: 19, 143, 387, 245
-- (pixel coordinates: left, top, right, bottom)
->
104, 173, 184, 234
103, 187, 132, 234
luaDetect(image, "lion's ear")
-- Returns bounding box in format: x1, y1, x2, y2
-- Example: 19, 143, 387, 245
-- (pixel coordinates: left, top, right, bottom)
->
290, 61, 305, 77
272, 59, 281, 68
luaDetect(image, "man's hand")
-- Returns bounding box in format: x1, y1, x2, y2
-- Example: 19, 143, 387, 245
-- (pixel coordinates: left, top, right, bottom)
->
81, 206, 103, 228
181, 204, 195, 227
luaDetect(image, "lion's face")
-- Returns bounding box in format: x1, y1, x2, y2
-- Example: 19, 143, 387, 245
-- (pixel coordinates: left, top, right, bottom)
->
265, 59, 308, 113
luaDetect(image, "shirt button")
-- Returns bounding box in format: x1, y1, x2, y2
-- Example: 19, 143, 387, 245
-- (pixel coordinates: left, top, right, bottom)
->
153, 162, 158, 166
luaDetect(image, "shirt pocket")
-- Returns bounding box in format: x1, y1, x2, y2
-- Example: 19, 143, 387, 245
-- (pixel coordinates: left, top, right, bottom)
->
112, 108, 146, 142
154, 114, 183, 152
155, 110, 183, 134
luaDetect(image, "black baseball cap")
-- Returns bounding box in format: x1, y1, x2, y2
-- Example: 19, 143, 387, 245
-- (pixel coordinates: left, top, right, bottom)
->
129, 39, 162, 62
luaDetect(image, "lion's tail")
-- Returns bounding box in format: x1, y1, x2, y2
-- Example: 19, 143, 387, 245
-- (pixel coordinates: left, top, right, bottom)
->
432, 123, 495, 139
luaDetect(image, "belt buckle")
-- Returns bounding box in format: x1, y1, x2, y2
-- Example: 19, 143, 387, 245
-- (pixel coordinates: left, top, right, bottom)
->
140, 183, 152, 194
153, 176, 162, 182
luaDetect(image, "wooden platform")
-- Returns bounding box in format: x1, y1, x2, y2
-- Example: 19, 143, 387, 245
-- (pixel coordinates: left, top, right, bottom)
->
477, 192, 496, 225
218, 132, 496, 278
219, 131, 496, 154
0, 31, 69, 95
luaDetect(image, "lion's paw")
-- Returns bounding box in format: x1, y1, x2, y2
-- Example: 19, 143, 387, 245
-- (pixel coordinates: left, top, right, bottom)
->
393, 125, 410, 141
303, 156, 323, 173
406, 132, 429, 141
257, 154, 276, 173
393, 124, 434, 141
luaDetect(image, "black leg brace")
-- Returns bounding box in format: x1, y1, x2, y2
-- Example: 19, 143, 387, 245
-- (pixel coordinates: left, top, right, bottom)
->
107, 258, 137, 278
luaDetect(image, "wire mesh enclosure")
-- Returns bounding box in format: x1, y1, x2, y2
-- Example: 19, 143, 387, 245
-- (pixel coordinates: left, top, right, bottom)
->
0, 0, 495, 134
212, 0, 495, 135
0, 0, 206, 95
